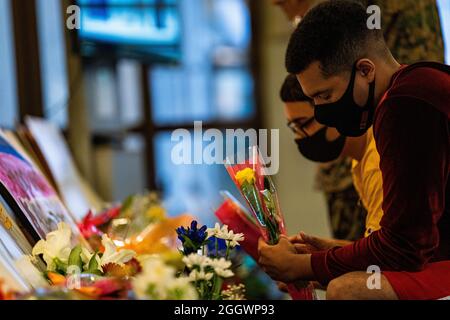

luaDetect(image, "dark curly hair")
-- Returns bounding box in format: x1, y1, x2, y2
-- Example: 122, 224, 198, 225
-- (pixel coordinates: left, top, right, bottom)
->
285, 0, 387, 77
280, 74, 311, 103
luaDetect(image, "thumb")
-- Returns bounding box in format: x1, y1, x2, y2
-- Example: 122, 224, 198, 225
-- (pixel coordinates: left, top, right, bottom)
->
300, 232, 322, 248
258, 237, 267, 251
289, 233, 305, 244
294, 243, 311, 254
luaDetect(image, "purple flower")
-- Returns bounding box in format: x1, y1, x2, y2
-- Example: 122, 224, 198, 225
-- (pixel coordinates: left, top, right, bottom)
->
176, 220, 208, 255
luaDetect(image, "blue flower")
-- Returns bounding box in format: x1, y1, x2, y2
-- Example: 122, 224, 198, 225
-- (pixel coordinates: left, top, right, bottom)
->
176, 220, 209, 255
207, 236, 227, 256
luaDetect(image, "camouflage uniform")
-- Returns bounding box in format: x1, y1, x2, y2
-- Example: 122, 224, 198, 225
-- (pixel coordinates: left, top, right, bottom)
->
316, 0, 445, 240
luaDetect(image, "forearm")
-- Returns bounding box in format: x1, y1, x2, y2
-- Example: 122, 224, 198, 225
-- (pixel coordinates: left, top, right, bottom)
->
310, 228, 431, 285
291, 253, 315, 281
331, 239, 354, 247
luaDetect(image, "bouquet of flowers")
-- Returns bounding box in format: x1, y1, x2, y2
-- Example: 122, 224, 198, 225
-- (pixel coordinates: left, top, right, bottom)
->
225, 146, 316, 300
132, 256, 197, 300
214, 191, 260, 261
176, 220, 246, 300
78, 192, 165, 241
78, 192, 194, 258
225, 147, 286, 244
27, 222, 140, 299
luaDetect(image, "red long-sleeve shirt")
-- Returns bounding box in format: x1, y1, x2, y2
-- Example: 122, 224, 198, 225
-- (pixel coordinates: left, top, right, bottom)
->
311, 62, 450, 285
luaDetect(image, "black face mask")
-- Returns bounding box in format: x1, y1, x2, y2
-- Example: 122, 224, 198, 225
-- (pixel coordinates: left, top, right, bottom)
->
314, 63, 376, 137
295, 127, 346, 163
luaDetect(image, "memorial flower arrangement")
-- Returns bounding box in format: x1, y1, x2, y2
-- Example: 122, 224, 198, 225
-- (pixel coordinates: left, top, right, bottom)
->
176, 220, 246, 300
132, 257, 197, 300
78, 192, 194, 258
31, 223, 138, 277
27, 222, 140, 299
13, 220, 249, 300
78, 192, 166, 240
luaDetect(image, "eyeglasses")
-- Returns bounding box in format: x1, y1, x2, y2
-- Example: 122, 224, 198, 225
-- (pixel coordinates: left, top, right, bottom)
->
287, 117, 315, 138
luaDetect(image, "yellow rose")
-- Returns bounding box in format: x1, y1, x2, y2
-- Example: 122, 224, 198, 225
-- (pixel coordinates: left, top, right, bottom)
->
235, 168, 256, 186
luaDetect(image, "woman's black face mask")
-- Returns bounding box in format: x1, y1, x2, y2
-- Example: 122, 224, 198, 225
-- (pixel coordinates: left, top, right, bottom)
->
314, 62, 376, 137
295, 127, 346, 163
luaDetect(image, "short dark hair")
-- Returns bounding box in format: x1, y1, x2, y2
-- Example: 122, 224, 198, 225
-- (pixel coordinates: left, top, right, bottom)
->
285, 0, 386, 76
280, 74, 311, 103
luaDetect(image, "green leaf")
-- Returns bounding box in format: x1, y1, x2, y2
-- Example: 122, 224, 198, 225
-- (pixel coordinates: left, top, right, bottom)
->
87, 253, 102, 275
241, 182, 266, 227
120, 195, 135, 214
212, 276, 224, 300
68, 245, 83, 270
53, 257, 67, 275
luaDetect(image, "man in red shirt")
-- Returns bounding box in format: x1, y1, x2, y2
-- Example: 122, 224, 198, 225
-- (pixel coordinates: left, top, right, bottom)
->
258, 0, 450, 299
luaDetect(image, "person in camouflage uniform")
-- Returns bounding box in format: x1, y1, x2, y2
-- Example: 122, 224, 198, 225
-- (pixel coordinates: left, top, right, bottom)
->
272, 0, 445, 240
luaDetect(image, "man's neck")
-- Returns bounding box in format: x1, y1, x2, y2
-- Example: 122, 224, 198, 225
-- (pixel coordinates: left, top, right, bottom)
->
374, 57, 402, 106
342, 135, 367, 162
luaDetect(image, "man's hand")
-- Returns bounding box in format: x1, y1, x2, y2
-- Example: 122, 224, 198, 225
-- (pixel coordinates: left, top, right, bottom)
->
276, 282, 289, 293
289, 232, 353, 254
258, 236, 313, 283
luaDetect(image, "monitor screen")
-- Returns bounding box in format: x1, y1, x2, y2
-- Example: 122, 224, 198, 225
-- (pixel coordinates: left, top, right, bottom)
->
77, 0, 182, 63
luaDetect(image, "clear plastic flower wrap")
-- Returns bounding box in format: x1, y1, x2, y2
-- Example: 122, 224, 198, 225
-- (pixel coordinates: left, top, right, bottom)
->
224, 146, 316, 300
224, 146, 286, 245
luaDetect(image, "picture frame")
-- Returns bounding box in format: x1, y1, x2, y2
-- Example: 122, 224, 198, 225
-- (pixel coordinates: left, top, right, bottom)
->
25, 117, 103, 221
0, 131, 83, 244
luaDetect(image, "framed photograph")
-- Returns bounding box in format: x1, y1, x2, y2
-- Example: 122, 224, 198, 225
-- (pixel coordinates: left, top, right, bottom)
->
0, 195, 34, 256
0, 131, 82, 244
25, 117, 103, 221
0, 211, 36, 294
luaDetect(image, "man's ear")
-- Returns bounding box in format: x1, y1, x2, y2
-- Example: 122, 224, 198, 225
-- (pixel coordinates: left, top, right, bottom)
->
356, 59, 376, 82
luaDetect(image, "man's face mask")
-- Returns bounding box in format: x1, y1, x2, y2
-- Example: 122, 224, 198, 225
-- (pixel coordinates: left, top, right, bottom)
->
314, 62, 376, 137
289, 117, 346, 163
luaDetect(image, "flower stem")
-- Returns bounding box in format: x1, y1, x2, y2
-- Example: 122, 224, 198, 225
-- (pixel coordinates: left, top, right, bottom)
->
212, 276, 224, 300
215, 238, 219, 258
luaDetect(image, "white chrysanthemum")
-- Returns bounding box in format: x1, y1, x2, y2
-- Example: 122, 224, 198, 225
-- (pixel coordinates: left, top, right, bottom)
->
207, 223, 227, 239
188, 269, 214, 282
215, 268, 234, 278
227, 231, 245, 248
133, 258, 197, 300
166, 277, 198, 300
209, 258, 233, 278
207, 223, 244, 248
133, 258, 175, 299
31, 222, 72, 271
182, 254, 212, 269
208, 257, 231, 270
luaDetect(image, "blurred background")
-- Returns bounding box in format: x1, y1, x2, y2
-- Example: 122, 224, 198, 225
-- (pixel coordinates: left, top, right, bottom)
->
0, 0, 449, 239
